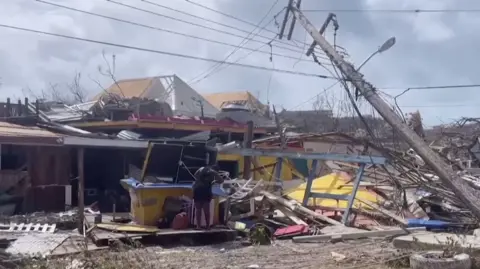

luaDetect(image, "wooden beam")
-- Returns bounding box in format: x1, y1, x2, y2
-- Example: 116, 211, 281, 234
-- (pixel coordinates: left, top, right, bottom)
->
77, 148, 85, 234
243, 121, 254, 179
292, 227, 425, 243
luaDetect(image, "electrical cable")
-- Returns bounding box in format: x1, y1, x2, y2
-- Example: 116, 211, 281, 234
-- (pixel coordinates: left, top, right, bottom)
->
184, 0, 314, 47
290, 83, 480, 112
140, 0, 312, 50
288, 80, 339, 110
194, 38, 276, 85
0, 23, 334, 79
192, 0, 283, 83
387, 84, 480, 91
401, 104, 480, 108
189, 1, 282, 84
36, 0, 317, 64
106, 0, 316, 55
191, 6, 326, 85
303, 8, 480, 13
393, 84, 480, 120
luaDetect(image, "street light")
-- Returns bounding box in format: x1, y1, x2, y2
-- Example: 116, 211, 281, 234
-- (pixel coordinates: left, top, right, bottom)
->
353, 37, 395, 100
378, 37, 396, 53
357, 37, 396, 71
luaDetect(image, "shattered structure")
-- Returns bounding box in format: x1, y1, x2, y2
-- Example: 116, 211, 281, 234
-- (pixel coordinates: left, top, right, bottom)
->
0, 75, 479, 263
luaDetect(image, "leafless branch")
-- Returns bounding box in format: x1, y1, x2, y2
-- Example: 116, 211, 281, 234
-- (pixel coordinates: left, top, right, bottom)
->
22, 72, 88, 105
98, 51, 125, 98
67, 72, 87, 103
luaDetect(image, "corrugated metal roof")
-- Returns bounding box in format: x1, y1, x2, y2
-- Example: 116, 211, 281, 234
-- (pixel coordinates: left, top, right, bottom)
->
0, 122, 61, 138
117, 130, 142, 140
33, 101, 96, 123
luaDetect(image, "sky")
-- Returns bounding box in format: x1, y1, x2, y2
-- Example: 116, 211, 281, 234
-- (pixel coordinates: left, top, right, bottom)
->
0, 0, 479, 126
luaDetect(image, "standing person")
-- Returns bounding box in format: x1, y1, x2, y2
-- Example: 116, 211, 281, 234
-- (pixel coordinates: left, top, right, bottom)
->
192, 165, 221, 229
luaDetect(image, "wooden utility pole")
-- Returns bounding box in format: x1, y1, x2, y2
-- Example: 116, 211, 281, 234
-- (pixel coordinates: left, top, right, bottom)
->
286, 4, 480, 218
243, 121, 254, 179
77, 148, 85, 234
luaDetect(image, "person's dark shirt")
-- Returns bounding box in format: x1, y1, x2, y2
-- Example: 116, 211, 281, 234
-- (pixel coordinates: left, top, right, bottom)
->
192, 167, 217, 201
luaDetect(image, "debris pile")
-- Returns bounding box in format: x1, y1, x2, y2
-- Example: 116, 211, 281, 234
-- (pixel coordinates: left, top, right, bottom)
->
223, 134, 480, 244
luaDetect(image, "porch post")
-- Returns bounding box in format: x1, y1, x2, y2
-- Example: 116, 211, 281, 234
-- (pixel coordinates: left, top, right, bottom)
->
77, 148, 85, 234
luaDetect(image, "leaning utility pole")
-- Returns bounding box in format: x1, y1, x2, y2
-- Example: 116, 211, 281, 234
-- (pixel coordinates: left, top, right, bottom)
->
282, 3, 480, 218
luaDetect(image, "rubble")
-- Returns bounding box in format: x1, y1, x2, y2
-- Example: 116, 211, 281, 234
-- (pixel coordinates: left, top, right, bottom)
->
218, 128, 480, 250
0, 82, 479, 268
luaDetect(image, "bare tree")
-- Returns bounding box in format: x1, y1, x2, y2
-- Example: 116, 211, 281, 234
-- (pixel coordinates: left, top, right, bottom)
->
67, 72, 87, 104
98, 51, 125, 98
22, 72, 88, 105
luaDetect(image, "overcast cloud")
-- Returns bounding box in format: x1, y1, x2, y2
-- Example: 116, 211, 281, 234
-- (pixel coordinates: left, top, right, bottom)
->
0, 0, 479, 126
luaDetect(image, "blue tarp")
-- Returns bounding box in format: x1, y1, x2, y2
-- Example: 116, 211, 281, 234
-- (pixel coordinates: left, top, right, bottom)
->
407, 219, 452, 229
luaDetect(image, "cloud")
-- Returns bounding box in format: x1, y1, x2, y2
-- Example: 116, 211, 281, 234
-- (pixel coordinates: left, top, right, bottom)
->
0, 0, 478, 126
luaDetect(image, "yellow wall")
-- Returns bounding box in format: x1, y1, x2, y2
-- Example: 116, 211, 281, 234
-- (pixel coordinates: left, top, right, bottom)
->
218, 154, 303, 181
285, 172, 381, 209
128, 187, 220, 226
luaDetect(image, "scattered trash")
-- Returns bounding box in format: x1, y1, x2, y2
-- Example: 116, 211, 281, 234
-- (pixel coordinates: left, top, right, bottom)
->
331, 251, 346, 262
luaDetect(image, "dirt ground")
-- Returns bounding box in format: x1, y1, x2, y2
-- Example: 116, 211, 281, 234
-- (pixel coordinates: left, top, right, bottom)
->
24, 238, 412, 269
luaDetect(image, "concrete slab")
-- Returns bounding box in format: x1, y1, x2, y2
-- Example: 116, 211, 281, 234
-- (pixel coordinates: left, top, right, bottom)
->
320, 226, 363, 235
393, 232, 480, 253
6, 233, 69, 257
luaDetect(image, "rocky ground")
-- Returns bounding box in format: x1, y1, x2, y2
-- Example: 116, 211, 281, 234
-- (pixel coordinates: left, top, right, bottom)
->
22, 238, 411, 269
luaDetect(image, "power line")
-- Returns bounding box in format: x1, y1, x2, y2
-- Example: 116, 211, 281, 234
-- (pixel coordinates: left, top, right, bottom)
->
0, 23, 334, 79
184, 0, 311, 46
140, 0, 310, 51
189, 0, 282, 84
303, 8, 480, 13
35, 0, 317, 64
288, 83, 480, 111
383, 84, 480, 91
198, 38, 275, 84
106, 0, 318, 56
401, 104, 480, 108
392, 83, 480, 116
288, 80, 338, 110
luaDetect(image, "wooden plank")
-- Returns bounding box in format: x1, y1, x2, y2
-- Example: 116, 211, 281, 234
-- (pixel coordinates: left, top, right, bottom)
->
356, 198, 408, 226
277, 207, 308, 226
260, 190, 342, 226
292, 227, 426, 243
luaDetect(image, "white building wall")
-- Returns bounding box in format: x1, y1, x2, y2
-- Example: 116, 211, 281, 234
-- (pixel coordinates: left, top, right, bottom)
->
170, 76, 219, 117
136, 75, 219, 118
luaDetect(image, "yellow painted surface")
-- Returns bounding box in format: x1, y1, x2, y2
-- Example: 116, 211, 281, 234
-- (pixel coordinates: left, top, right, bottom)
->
96, 223, 160, 233
284, 172, 381, 209
218, 154, 298, 181
123, 186, 220, 226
